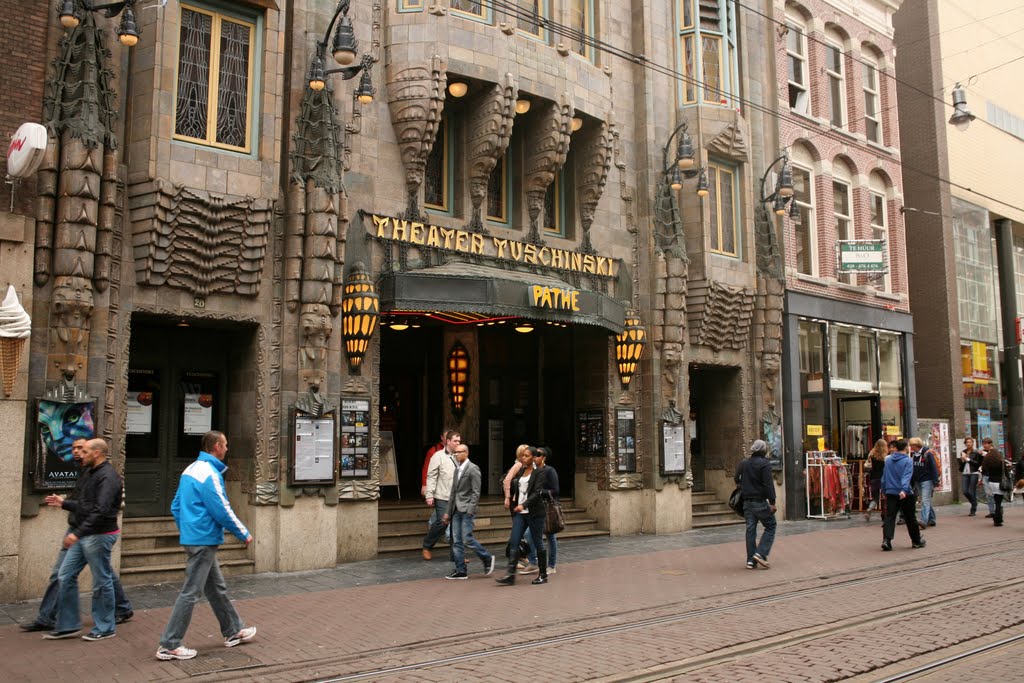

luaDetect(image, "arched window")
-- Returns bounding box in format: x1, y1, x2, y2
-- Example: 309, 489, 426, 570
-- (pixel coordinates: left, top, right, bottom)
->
791, 144, 817, 276
785, 10, 809, 114
832, 158, 854, 284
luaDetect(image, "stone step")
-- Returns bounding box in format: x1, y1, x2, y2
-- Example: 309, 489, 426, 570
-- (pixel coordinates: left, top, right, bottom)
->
121, 530, 235, 551
377, 518, 605, 550
377, 528, 610, 555
121, 515, 177, 535
692, 502, 733, 513
692, 510, 745, 528
378, 498, 581, 523
120, 542, 249, 569
378, 508, 593, 534
119, 559, 255, 586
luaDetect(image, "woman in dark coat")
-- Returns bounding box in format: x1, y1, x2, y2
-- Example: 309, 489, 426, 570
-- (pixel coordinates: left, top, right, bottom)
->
981, 446, 1008, 527
496, 446, 549, 585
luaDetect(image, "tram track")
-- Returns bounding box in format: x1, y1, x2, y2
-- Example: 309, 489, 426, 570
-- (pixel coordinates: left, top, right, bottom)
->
872, 632, 1024, 682
176, 539, 1024, 682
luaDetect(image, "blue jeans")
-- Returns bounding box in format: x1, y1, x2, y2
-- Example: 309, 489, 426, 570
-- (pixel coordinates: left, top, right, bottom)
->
743, 499, 776, 563
55, 533, 118, 634
450, 510, 492, 574
36, 531, 132, 627
422, 499, 450, 550
504, 513, 546, 576
159, 545, 244, 650
915, 480, 936, 524
526, 528, 557, 567
961, 473, 980, 513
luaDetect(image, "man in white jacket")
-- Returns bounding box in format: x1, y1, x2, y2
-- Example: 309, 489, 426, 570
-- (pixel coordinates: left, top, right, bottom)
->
421, 430, 459, 560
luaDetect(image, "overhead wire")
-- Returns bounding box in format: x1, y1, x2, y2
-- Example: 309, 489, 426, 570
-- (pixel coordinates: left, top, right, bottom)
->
470, 0, 1024, 216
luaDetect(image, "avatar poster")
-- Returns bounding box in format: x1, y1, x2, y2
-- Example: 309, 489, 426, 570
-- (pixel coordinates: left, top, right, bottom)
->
35, 399, 96, 490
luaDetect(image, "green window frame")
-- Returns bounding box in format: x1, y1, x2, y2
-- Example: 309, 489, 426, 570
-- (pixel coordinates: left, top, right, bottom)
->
449, 0, 490, 23
677, 0, 739, 108
486, 152, 510, 224
542, 170, 565, 237
515, 0, 549, 41
424, 117, 453, 214
707, 162, 738, 256
173, 3, 259, 153
569, 0, 596, 62
397, 0, 424, 11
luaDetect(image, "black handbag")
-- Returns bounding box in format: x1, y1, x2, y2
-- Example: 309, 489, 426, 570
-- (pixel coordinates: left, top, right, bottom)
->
545, 497, 566, 534
1000, 460, 1014, 493
728, 487, 745, 517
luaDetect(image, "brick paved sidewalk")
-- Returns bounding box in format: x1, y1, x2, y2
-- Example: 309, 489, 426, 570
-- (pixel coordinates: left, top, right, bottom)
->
0, 502, 1017, 683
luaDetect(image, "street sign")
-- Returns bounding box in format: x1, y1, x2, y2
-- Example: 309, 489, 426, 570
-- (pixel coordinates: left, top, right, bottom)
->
837, 240, 887, 273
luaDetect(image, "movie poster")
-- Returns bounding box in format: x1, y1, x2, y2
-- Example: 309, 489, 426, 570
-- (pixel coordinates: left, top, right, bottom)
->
35, 399, 96, 490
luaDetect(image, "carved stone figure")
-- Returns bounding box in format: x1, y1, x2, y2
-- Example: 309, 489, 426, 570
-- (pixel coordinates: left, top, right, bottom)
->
50, 276, 94, 379
299, 303, 333, 393
690, 280, 754, 351
386, 56, 447, 220
575, 120, 613, 253
466, 75, 517, 232
523, 95, 573, 244
295, 385, 335, 418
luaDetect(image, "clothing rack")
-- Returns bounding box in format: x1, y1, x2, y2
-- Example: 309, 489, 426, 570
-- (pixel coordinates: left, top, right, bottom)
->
806, 451, 852, 520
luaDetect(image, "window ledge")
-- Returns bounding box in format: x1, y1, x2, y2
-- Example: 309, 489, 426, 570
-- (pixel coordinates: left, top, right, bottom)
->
873, 290, 901, 301
788, 109, 829, 128
795, 273, 830, 286
865, 140, 899, 157
836, 281, 870, 293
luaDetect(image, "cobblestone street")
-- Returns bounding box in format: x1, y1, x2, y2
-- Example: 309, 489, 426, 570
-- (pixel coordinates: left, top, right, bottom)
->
3, 502, 1022, 682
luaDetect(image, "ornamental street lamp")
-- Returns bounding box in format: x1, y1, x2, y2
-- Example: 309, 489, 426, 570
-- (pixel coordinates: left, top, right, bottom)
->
615, 312, 647, 391
760, 152, 800, 221
341, 262, 380, 374
59, 0, 141, 46
305, 0, 375, 100
660, 120, 707, 197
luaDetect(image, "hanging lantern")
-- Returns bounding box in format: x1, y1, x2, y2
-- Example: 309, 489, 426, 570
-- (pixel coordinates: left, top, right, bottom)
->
447, 341, 469, 418
615, 312, 647, 390
341, 262, 379, 374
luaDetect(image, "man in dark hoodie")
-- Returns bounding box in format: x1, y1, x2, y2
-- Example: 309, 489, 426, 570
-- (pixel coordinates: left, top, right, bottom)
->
881, 439, 925, 551
909, 437, 940, 527
734, 440, 777, 570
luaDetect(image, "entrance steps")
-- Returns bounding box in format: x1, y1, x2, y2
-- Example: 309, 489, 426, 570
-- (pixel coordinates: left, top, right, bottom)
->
691, 491, 745, 528
377, 497, 608, 554
119, 516, 254, 585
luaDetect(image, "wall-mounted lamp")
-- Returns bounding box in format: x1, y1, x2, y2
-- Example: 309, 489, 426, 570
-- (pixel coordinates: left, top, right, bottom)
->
657, 120, 705, 197
514, 321, 535, 333
948, 84, 976, 132
59, 0, 141, 47
388, 322, 409, 331
515, 98, 531, 114
759, 151, 797, 218
304, 0, 374, 97
696, 167, 710, 197
615, 313, 647, 390
448, 81, 468, 98
447, 341, 469, 418
571, 116, 584, 132
341, 261, 379, 374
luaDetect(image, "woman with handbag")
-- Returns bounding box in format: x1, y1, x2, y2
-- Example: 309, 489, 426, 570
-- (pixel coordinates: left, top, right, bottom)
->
496, 446, 549, 586
981, 445, 1009, 527
864, 439, 887, 522
522, 447, 560, 575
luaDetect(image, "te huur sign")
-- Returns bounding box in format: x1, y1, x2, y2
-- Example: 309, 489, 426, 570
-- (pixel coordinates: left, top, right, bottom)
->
837, 240, 886, 273
370, 214, 618, 277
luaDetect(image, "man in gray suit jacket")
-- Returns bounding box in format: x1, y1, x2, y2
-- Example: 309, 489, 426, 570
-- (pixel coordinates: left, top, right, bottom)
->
442, 444, 495, 579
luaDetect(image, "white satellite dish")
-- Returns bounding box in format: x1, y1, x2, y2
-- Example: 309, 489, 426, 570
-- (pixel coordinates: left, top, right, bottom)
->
6, 123, 48, 178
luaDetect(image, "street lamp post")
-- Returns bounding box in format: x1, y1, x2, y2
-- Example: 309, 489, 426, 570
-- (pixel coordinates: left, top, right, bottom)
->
59, 0, 141, 46
759, 152, 799, 220
305, 0, 375, 100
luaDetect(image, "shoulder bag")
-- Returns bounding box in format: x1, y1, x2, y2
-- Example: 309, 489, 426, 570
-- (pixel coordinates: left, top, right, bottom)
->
728, 486, 745, 517
1000, 459, 1014, 493
544, 495, 566, 534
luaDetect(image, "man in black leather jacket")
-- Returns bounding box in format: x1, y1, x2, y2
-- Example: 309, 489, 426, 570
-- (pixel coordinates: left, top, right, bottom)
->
734, 439, 777, 570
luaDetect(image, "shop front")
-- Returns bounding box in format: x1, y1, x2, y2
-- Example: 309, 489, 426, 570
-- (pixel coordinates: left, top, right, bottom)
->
782, 293, 916, 519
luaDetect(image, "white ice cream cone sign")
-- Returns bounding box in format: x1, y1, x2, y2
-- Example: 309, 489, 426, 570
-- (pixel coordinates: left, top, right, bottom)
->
0, 286, 31, 397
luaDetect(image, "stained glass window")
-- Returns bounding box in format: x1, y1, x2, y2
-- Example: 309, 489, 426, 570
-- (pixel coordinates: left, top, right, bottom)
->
486, 154, 507, 222
677, 1, 738, 108
707, 163, 737, 256
569, 0, 595, 61
424, 119, 449, 211
516, 0, 544, 37
450, 0, 484, 18
543, 179, 560, 235
175, 5, 255, 152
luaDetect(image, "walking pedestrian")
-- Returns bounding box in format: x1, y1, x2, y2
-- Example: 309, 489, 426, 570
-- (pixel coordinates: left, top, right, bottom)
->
502, 444, 533, 570
44, 438, 124, 642
20, 438, 133, 633
496, 446, 549, 586
734, 440, 777, 569
981, 437, 997, 518
421, 430, 460, 561
909, 437, 940, 527
881, 439, 925, 551
156, 431, 256, 661
443, 444, 495, 579
981, 444, 1008, 527
864, 439, 886, 522
420, 431, 445, 498
959, 437, 983, 516
522, 446, 560, 575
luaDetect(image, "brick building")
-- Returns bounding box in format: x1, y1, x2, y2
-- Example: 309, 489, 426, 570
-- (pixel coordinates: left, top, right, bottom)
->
773, 0, 917, 519
0, 0, 793, 599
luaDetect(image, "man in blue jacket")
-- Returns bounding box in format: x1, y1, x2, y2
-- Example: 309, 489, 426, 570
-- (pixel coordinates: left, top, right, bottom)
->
910, 437, 940, 527
881, 439, 925, 551
156, 431, 256, 661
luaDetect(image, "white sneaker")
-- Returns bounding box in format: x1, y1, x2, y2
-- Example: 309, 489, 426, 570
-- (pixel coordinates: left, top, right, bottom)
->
518, 563, 539, 574
548, 566, 557, 575
157, 646, 197, 660
225, 626, 257, 648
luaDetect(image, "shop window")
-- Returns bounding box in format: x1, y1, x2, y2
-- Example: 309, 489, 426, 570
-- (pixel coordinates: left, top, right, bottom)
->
833, 179, 853, 284
707, 161, 738, 256
1013, 232, 1024, 316
515, 0, 548, 40
174, 3, 257, 153
953, 198, 998, 344
830, 325, 877, 391
678, 0, 740, 107
798, 320, 824, 392
424, 116, 453, 213
826, 42, 845, 128
569, 0, 596, 62
785, 13, 809, 114
792, 164, 816, 275
486, 152, 509, 224
862, 56, 882, 143
450, 0, 489, 23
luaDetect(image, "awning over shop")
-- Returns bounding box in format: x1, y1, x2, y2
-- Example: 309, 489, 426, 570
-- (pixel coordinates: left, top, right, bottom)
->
377, 262, 626, 334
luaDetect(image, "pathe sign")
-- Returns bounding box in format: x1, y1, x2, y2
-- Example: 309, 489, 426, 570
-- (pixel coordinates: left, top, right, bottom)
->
369, 214, 618, 277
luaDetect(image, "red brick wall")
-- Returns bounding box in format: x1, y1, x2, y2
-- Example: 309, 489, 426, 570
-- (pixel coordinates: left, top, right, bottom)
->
775, 0, 908, 314
0, 0, 50, 216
